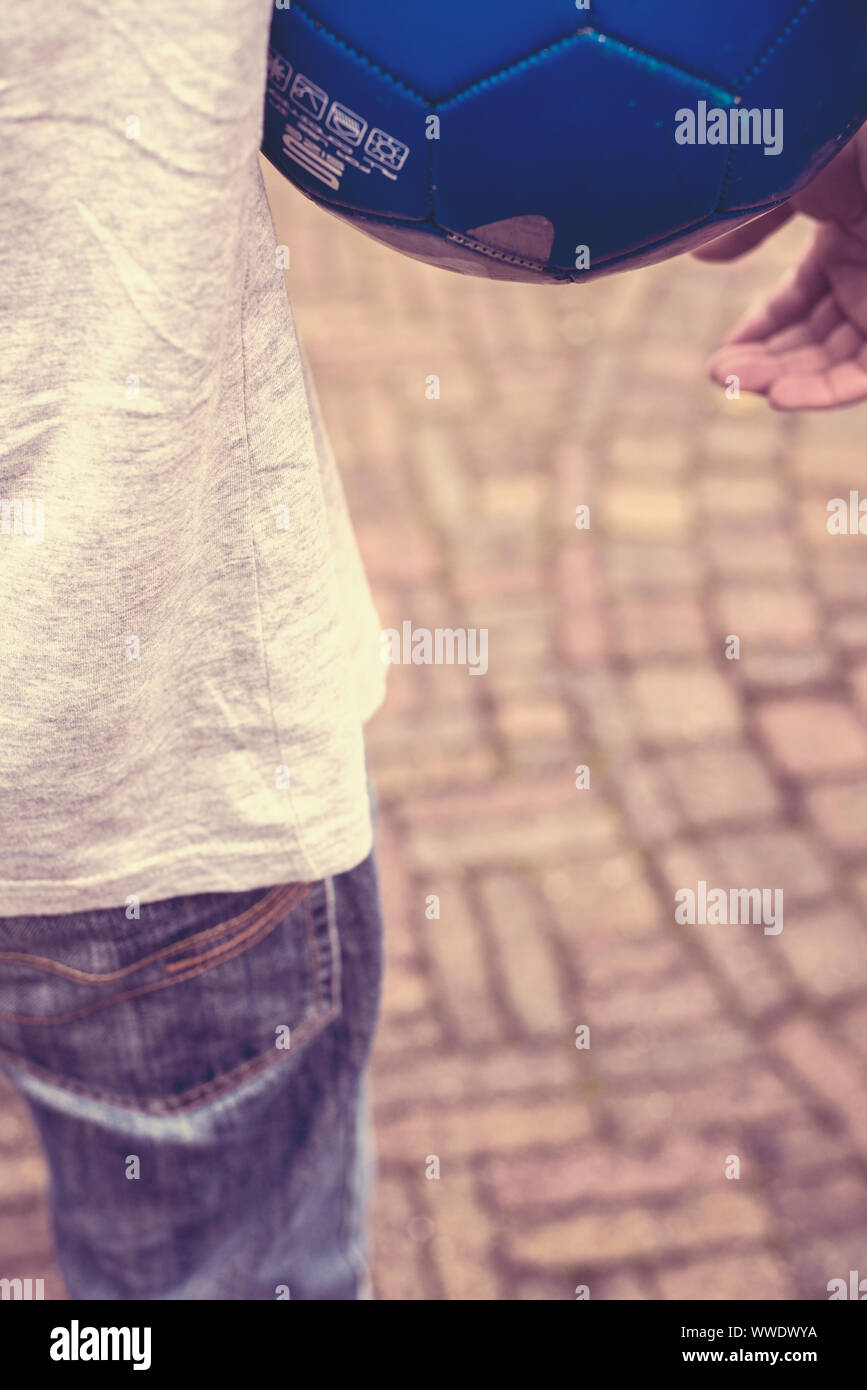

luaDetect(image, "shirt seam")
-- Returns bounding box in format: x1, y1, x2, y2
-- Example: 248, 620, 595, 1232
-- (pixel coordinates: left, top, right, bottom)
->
237, 167, 319, 880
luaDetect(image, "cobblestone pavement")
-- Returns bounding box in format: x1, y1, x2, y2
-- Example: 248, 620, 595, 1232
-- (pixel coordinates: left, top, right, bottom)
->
4, 179, 867, 1300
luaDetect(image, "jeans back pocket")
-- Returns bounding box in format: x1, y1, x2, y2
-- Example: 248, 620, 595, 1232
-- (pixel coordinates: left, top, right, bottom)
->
0, 878, 340, 1114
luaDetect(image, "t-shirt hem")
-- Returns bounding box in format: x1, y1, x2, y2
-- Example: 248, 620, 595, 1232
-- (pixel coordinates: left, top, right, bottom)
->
0, 821, 375, 918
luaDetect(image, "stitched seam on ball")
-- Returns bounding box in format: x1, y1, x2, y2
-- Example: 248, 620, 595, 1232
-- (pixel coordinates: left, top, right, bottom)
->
309, 195, 781, 245
290, 1, 429, 102
445, 231, 552, 271
440, 31, 734, 110
736, 0, 821, 87
571, 29, 738, 98
714, 103, 867, 217
705, 0, 821, 218
288, 5, 735, 109
588, 199, 786, 274
294, 192, 793, 277
713, 149, 739, 217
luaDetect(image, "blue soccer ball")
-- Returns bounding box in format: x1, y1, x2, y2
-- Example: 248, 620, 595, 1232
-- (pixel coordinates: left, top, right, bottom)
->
262, 1, 867, 283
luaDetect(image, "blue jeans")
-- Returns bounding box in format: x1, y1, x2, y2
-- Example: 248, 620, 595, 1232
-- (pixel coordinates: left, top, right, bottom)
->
0, 850, 383, 1300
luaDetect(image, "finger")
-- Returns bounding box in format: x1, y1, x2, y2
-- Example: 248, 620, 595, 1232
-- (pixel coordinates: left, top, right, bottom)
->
693, 204, 794, 262
708, 340, 834, 392
760, 304, 849, 354
821, 255, 867, 337
708, 346, 794, 392
822, 320, 866, 365
769, 359, 867, 410
760, 322, 816, 352
806, 294, 845, 342
722, 254, 829, 344
719, 293, 843, 356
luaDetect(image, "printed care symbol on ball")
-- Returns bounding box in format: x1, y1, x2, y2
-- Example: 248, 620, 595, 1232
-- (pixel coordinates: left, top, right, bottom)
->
365, 127, 410, 173
290, 72, 329, 120
326, 102, 367, 147
267, 48, 293, 93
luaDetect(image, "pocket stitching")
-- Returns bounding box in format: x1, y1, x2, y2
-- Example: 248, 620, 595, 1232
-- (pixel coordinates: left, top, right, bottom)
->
0, 880, 340, 1113
0, 882, 309, 990
0, 998, 341, 1116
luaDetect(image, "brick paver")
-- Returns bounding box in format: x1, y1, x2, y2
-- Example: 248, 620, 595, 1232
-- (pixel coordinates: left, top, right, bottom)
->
2, 174, 867, 1301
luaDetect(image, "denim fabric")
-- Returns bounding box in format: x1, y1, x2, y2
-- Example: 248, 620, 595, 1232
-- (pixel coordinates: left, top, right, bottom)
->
0, 850, 383, 1300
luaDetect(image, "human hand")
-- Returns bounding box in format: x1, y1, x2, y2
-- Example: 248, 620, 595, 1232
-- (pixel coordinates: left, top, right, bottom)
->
700, 125, 867, 410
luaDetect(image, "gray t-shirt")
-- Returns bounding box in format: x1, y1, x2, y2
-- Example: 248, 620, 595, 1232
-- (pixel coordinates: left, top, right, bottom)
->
0, 1, 385, 913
